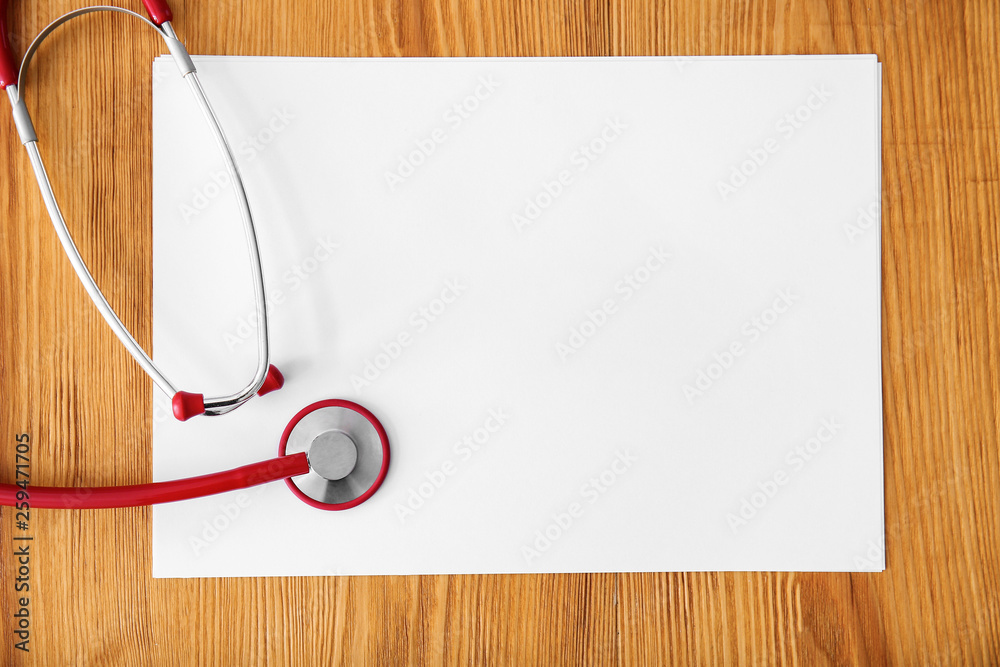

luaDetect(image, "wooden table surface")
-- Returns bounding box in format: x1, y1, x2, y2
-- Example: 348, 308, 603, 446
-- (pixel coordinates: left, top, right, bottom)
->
0, 0, 997, 664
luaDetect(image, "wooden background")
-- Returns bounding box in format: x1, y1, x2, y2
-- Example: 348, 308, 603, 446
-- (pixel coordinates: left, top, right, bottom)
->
0, 0, 997, 663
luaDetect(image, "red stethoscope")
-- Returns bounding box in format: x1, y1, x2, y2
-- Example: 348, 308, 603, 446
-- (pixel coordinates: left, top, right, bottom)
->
0, 0, 390, 510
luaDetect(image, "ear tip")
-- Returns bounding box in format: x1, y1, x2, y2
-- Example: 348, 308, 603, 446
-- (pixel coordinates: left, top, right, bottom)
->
172, 391, 205, 421
140, 0, 173, 25
257, 365, 285, 397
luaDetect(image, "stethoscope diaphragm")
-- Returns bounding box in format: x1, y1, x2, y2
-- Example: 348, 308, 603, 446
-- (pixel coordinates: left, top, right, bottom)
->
279, 400, 391, 510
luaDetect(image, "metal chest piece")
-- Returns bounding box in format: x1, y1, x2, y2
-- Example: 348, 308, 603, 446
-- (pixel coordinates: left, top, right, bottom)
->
279, 400, 390, 510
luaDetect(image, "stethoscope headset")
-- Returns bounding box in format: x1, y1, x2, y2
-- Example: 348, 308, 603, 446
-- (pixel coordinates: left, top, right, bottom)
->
0, 0, 390, 511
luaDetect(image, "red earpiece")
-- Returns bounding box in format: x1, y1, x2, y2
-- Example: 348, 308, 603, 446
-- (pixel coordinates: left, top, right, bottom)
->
140, 0, 172, 25
0, 0, 18, 89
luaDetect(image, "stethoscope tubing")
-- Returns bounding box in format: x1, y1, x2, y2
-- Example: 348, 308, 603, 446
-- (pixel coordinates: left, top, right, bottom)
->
0, 453, 309, 509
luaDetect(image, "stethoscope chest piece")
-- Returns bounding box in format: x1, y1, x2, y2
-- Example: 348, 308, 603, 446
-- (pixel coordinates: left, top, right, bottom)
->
279, 399, 390, 510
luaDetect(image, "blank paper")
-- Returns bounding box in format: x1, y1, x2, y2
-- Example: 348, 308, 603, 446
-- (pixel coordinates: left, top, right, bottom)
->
151, 55, 883, 577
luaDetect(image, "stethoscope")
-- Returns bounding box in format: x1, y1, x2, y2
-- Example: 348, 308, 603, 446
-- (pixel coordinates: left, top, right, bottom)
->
0, 0, 390, 510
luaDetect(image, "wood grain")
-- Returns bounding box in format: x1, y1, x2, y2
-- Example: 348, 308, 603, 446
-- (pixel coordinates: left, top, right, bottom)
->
0, 0, 997, 664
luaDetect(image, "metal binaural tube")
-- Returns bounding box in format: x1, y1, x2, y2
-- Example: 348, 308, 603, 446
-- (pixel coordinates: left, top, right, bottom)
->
4, 7, 280, 419
183, 71, 273, 415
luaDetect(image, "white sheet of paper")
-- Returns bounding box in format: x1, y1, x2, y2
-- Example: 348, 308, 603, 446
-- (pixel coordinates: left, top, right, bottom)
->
151, 55, 883, 577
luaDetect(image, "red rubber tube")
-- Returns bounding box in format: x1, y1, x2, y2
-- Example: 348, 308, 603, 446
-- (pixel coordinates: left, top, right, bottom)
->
0, 453, 309, 509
